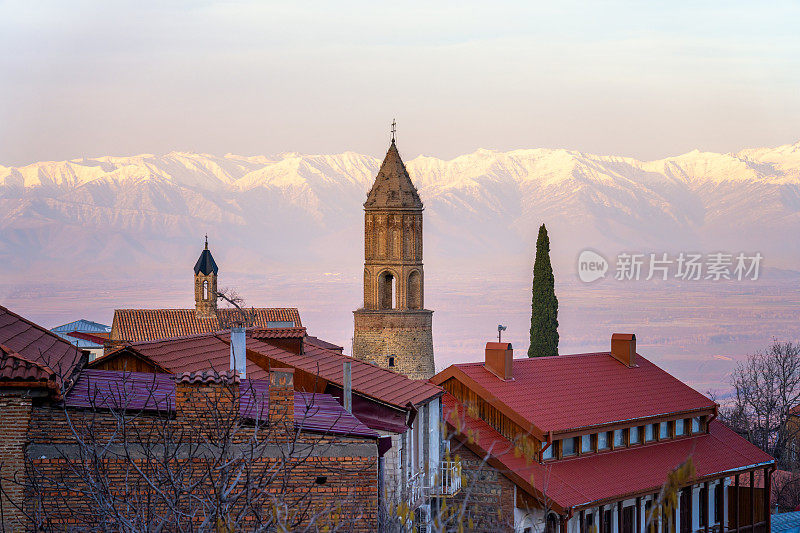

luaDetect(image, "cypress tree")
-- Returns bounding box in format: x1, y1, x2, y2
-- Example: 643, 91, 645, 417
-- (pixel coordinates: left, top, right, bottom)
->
528, 224, 559, 357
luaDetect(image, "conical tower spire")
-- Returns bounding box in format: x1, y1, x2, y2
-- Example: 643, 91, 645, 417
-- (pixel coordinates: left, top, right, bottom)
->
364, 140, 422, 210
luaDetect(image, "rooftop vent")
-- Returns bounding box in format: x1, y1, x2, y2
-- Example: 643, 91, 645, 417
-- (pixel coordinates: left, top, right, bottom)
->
611, 333, 637, 367
484, 342, 513, 380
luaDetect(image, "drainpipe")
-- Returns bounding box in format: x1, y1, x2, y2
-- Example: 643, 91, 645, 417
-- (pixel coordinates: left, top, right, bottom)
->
343, 362, 352, 413
230, 326, 246, 378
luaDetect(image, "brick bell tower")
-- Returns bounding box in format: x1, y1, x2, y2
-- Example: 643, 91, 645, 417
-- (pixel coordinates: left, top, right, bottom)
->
194, 235, 218, 317
352, 130, 435, 380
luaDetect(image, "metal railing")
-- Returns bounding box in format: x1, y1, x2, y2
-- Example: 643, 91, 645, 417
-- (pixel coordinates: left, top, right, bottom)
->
429, 460, 462, 496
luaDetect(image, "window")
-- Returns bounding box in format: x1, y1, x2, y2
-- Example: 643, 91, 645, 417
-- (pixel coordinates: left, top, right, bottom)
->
546, 514, 559, 533
563, 437, 577, 456
692, 416, 702, 433
614, 429, 625, 448
630, 426, 641, 444
202, 280, 209, 300
699, 486, 708, 527
714, 483, 723, 524
581, 434, 593, 453
602, 508, 613, 533
388, 355, 395, 367
542, 443, 554, 460
675, 419, 686, 436
584, 512, 595, 533
645, 424, 656, 442
645, 500, 657, 533
659, 422, 670, 439
598, 431, 610, 450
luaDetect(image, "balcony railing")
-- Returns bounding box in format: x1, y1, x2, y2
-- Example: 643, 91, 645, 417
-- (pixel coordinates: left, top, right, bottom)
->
429, 460, 462, 496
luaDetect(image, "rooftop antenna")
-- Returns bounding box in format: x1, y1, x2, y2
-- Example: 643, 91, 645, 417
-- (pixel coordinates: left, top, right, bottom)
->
391, 118, 396, 143
498, 324, 507, 343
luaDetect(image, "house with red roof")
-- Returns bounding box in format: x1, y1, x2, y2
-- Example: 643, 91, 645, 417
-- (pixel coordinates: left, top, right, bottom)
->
86, 324, 449, 526
431, 335, 775, 533
0, 306, 382, 531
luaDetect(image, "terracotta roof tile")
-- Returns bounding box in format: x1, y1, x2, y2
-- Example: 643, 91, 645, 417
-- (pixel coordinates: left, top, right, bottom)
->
437, 352, 714, 433
176, 369, 240, 385
0, 343, 60, 398
0, 305, 84, 387
111, 308, 302, 343
251, 327, 306, 339
442, 394, 774, 510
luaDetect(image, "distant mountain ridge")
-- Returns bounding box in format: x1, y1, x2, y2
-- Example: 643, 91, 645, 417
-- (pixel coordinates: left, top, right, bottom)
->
3, 141, 800, 279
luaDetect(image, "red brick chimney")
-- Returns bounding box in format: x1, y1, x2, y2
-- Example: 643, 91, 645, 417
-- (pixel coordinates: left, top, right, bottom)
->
268, 368, 295, 428
611, 333, 637, 367
484, 342, 514, 380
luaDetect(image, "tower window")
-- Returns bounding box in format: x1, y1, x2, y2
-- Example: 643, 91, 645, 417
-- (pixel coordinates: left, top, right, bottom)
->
378, 271, 396, 310
388, 356, 395, 368
203, 280, 209, 300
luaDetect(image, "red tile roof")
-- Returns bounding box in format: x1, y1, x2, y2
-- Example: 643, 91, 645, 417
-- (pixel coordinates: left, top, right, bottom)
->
434, 352, 714, 434
111, 308, 302, 343
0, 343, 60, 398
0, 304, 84, 386
91, 330, 442, 409
92, 333, 270, 380
246, 334, 443, 408
176, 369, 240, 385
252, 327, 306, 339
443, 393, 774, 511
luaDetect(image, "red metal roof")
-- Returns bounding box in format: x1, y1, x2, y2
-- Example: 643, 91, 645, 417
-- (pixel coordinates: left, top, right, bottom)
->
0, 344, 60, 398
111, 308, 302, 343
435, 352, 714, 434
0, 305, 84, 386
442, 394, 774, 511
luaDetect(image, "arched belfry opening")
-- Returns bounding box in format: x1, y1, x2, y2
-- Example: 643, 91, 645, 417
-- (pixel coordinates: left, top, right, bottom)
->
378, 271, 396, 310
202, 280, 209, 300
353, 128, 434, 380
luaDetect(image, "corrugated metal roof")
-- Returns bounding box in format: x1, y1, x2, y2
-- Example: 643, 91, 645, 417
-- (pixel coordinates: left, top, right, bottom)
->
438, 352, 714, 433
52, 320, 111, 349
0, 304, 84, 387
443, 393, 774, 510
65, 369, 376, 438
112, 308, 302, 343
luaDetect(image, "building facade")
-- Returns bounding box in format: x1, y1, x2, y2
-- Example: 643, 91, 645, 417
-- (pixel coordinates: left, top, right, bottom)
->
352, 139, 435, 380
432, 335, 776, 533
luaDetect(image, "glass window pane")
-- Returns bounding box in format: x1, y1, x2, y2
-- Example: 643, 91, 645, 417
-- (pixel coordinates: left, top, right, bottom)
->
645, 424, 655, 442
614, 429, 625, 447
581, 434, 592, 453
598, 431, 610, 450
563, 437, 577, 456
675, 419, 685, 436
659, 422, 670, 439
630, 426, 640, 444
692, 417, 701, 433
543, 442, 554, 460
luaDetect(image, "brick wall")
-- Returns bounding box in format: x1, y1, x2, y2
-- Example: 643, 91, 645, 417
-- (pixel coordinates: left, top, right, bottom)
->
0, 394, 32, 531
448, 444, 516, 532
352, 309, 435, 380
15, 377, 378, 531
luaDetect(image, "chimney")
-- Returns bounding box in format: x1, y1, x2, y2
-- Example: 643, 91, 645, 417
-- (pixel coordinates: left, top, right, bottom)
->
484, 342, 514, 380
230, 327, 246, 378
268, 368, 295, 430
611, 333, 637, 367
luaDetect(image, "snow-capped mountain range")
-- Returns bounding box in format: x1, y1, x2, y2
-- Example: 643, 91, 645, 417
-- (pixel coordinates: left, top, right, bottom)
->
3, 141, 800, 280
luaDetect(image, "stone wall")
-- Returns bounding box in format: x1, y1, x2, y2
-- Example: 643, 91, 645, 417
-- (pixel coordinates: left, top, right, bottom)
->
352, 309, 435, 380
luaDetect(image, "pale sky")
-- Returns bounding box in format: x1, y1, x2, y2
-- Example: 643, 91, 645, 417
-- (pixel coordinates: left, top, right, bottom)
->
1, 0, 798, 166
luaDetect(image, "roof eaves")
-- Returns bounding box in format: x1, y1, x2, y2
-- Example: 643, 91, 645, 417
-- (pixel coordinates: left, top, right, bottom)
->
433, 365, 544, 441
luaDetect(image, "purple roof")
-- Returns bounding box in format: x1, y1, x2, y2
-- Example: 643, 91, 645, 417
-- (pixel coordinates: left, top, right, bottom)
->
65, 370, 378, 438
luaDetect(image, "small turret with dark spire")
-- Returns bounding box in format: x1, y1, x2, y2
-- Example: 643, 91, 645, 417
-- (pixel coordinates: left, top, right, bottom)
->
194, 235, 218, 317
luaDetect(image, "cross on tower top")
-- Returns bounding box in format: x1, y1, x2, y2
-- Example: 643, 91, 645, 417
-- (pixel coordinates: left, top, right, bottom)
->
204, 233, 208, 250
391, 119, 396, 143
